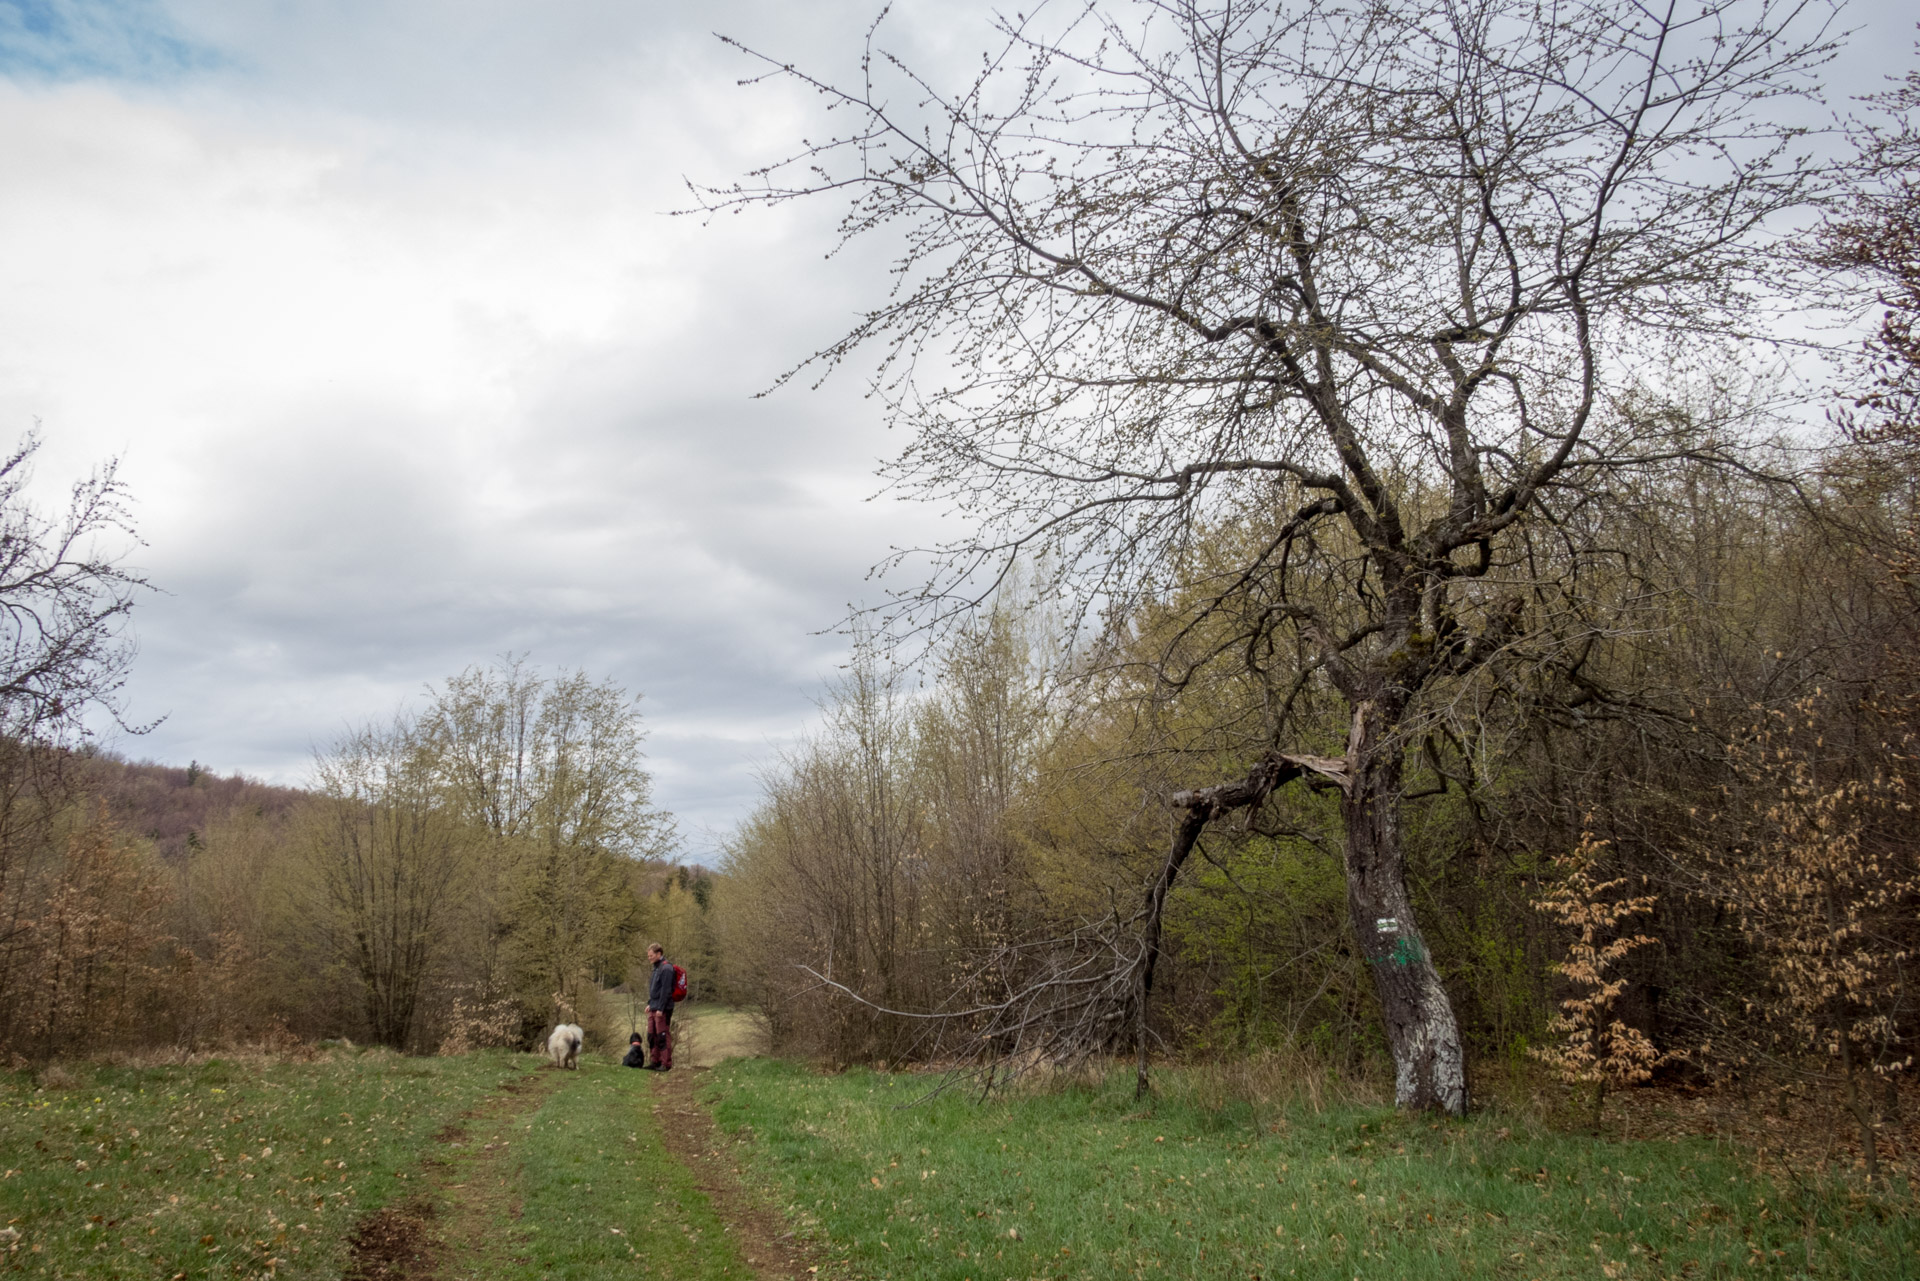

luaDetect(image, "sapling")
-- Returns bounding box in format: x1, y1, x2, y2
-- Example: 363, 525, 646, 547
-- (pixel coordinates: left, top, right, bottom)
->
1531, 830, 1663, 1130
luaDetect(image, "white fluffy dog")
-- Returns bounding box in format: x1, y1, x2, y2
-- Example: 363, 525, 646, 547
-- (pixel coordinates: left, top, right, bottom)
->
546, 1023, 584, 1069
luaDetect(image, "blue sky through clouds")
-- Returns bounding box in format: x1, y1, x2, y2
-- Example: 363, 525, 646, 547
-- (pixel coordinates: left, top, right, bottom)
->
0, 0, 214, 80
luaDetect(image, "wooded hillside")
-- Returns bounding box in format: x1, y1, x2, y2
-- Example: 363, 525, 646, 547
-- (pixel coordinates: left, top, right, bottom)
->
0, 658, 715, 1064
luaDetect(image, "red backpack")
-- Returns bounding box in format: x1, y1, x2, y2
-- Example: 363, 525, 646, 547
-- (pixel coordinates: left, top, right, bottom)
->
671, 964, 688, 1003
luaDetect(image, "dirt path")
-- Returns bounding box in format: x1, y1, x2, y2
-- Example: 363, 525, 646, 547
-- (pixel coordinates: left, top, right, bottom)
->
344, 1066, 563, 1280
341, 1030, 815, 1281
650, 1064, 825, 1281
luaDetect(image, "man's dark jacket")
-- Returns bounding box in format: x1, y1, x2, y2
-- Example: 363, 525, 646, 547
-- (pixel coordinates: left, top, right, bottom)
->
647, 958, 674, 1013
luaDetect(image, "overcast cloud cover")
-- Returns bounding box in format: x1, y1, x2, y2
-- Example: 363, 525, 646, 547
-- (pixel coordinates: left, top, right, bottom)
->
0, 0, 1914, 858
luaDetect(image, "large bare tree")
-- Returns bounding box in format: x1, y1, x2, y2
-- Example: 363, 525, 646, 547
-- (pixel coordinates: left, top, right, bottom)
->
0, 432, 151, 1057
307, 721, 469, 1050
709, 0, 1837, 1112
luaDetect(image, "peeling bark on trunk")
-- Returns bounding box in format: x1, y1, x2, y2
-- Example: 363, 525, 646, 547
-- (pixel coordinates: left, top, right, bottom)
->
1341, 700, 1469, 1116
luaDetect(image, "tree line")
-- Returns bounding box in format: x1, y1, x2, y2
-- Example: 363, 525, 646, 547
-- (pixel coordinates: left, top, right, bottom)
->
722, 417, 1917, 1153
710, 0, 1920, 1150
0, 650, 703, 1062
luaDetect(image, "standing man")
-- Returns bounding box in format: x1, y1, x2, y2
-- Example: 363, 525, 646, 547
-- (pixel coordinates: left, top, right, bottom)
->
645, 942, 674, 1071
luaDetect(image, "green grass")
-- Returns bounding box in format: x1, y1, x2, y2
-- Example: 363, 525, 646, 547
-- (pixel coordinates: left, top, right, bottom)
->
469, 1057, 753, 1280
701, 1059, 1920, 1280
0, 1047, 539, 1279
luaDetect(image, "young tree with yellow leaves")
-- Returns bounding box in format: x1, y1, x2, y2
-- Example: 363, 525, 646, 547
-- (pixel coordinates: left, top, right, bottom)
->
1531, 830, 1662, 1130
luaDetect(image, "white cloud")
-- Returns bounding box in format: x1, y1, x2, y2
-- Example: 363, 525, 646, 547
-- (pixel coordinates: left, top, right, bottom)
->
0, 0, 976, 852
0, 0, 1913, 853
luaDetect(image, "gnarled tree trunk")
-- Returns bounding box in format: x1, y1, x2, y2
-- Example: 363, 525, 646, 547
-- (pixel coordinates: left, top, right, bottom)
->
1143, 700, 1468, 1115
1339, 698, 1467, 1114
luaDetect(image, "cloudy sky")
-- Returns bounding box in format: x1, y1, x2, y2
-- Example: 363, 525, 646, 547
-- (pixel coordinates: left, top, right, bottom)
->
0, 0, 1913, 857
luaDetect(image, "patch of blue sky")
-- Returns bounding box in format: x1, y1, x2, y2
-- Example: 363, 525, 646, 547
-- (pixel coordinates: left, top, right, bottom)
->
0, 0, 219, 82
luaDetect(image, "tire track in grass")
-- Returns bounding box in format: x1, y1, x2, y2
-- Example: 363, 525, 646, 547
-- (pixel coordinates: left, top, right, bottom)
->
502, 1059, 761, 1281
363, 1054, 772, 1280
345, 1064, 563, 1280
340, 1005, 805, 1281
650, 1064, 829, 1281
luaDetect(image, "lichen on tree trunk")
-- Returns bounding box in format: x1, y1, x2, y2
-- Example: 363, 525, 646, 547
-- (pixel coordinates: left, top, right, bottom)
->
1338, 698, 1468, 1115
1144, 711, 1469, 1116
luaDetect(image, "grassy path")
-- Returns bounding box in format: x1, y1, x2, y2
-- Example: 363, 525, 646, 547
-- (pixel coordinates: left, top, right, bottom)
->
339, 1061, 563, 1278
394, 1058, 758, 1280
377, 1008, 790, 1280
0, 1025, 790, 1281
650, 1065, 825, 1280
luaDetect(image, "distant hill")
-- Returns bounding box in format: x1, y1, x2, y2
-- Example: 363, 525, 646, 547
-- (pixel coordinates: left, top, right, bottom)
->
69, 753, 703, 874
81, 754, 312, 861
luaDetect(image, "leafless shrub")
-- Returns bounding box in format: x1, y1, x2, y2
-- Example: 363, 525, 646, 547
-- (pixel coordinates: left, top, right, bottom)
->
436, 986, 522, 1056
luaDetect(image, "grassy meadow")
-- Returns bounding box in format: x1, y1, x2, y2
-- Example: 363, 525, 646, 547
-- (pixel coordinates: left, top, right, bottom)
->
673, 1005, 769, 1068
0, 1038, 764, 1281
8, 1025, 1915, 1281
0, 1046, 539, 1278
701, 1058, 1920, 1281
